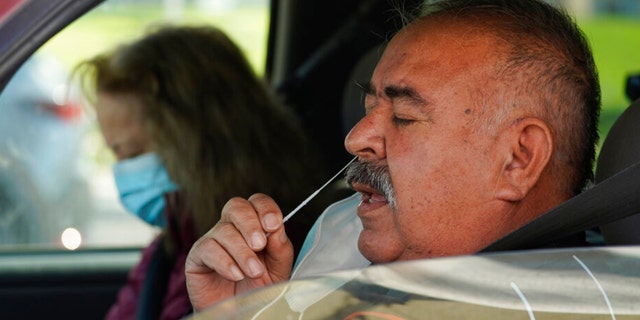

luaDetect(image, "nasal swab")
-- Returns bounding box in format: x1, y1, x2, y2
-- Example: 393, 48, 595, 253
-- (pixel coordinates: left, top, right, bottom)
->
282, 156, 357, 223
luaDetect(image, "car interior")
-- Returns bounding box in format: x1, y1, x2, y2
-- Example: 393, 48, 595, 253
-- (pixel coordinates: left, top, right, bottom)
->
593, 97, 640, 245
0, 0, 639, 319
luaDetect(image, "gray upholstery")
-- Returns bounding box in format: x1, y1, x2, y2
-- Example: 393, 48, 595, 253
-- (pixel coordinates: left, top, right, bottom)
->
341, 44, 385, 137
596, 98, 640, 244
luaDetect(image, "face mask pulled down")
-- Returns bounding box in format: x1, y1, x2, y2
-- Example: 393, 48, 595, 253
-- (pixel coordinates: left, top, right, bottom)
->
113, 153, 179, 227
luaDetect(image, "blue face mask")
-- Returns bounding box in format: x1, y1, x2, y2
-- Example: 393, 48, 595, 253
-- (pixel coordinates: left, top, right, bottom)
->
113, 153, 179, 227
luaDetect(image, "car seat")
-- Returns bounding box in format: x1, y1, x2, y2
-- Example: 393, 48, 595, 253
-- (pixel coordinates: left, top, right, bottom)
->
341, 43, 385, 137
595, 98, 640, 245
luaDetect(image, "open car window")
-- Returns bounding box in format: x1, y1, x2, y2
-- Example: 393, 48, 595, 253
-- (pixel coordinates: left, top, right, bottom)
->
0, 0, 270, 251
2, 0, 638, 253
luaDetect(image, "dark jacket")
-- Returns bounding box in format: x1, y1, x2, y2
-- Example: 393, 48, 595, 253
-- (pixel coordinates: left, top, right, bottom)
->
105, 193, 195, 320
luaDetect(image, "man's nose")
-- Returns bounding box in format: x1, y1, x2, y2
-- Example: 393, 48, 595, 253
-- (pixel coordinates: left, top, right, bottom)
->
344, 110, 386, 161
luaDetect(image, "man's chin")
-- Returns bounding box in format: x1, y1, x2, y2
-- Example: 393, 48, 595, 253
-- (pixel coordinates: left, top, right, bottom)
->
357, 230, 401, 264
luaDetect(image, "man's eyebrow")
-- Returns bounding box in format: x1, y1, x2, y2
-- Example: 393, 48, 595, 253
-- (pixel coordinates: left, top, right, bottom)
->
358, 82, 429, 110
383, 85, 426, 105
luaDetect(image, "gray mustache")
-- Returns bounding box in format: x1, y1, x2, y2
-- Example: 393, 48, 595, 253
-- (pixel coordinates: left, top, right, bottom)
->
345, 160, 397, 210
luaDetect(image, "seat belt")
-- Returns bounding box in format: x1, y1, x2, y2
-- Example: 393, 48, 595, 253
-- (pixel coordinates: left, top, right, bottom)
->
482, 160, 640, 252
137, 235, 171, 320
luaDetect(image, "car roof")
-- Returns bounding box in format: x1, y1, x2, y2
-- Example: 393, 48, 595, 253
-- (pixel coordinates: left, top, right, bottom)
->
0, 0, 99, 89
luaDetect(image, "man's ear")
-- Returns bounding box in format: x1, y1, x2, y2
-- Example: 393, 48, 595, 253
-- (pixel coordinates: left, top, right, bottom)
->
495, 118, 553, 202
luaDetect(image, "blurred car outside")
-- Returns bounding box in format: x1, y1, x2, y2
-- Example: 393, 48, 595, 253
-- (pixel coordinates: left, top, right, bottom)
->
0, 53, 157, 249
0, 53, 91, 246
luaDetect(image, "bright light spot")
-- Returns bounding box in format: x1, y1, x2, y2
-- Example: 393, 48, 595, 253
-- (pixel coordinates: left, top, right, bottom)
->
61, 228, 82, 250
52, 84, 68, 105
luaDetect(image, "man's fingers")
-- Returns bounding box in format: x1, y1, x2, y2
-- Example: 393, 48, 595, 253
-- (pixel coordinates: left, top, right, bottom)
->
185, 194, 296, 312
222, 196, 270, 251
263, 225, 294, 281
244, 193, 293, 281
185, 235, 243, 311
186, 225, 248, 280
224, 193, 284, 252
247, 193, 284, 233
211, 221, 267, 278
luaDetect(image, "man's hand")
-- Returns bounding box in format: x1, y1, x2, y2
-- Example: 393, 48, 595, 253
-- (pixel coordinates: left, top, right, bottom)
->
185, 193, 294, 311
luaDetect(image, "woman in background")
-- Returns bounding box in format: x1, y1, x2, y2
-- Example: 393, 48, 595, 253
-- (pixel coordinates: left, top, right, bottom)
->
76, 25, 327, 319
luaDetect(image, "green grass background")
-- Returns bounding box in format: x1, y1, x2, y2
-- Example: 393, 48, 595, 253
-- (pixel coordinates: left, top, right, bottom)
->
41, 3, 269, 74
580, 16, 640, 149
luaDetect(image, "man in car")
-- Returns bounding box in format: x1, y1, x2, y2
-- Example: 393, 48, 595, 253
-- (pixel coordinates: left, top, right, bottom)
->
185, 0, 600, 311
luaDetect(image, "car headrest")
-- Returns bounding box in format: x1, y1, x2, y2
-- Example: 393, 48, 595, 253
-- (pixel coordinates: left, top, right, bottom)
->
595, 98, 640, 244
341, 44, 386, 138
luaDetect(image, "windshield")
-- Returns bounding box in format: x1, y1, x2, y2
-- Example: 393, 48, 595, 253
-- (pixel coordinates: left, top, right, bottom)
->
195, 247, 640, 319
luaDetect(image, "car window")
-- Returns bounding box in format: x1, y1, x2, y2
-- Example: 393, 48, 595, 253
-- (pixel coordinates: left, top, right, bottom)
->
572, 0, 640, 145
0, 0, 639, 253
0, 0, 269, 250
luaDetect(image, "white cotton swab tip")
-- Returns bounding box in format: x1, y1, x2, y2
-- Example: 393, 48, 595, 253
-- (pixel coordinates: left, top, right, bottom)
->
282, 156, 357, 223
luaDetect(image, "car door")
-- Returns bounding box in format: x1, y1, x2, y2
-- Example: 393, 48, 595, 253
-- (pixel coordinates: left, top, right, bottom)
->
0, 0, 271, 318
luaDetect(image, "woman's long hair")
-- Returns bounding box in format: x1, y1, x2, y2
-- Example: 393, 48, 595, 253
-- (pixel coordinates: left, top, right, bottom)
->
76, 25, 326, 239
